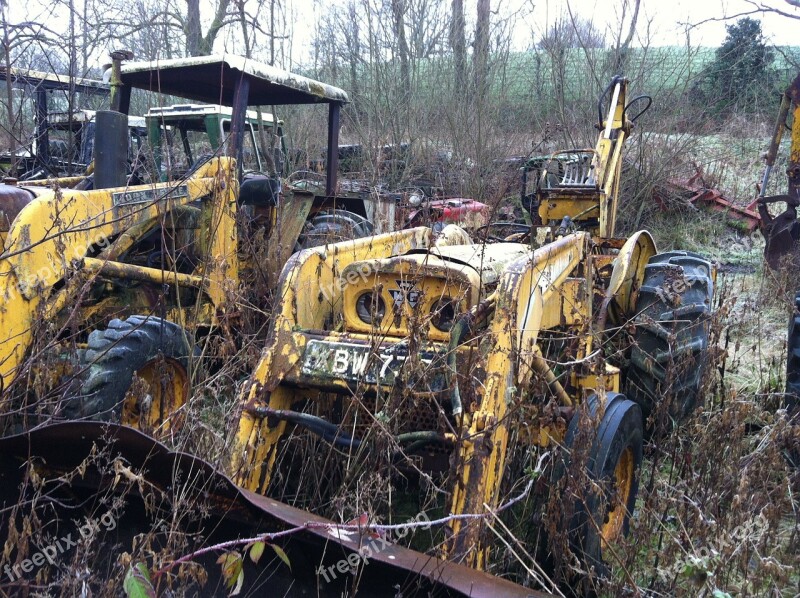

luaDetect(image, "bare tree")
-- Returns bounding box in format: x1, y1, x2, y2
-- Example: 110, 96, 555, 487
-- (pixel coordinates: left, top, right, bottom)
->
184, 0, 231, 56
538, 15, 606, 50
391, 0, 411, 93
449, 0, 466, 89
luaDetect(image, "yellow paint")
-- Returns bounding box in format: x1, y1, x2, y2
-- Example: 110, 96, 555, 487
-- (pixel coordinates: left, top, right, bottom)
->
0, 158, 231, 389
231, 227, 435, 491
341, 253, 479, 342
225, 79, 661, 578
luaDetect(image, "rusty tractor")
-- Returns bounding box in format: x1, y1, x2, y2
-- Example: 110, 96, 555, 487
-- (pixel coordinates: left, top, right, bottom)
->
0, 53, 395, 435
230, 76, 714, 587
0, 74, 715, 596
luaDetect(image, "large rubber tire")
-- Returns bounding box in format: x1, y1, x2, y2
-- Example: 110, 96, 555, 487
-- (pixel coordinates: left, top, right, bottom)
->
785, 291, 800, 413
784, 292, 800, 470
61, 316, 192, 432
559, 393, 643, 582
295, 209, 374, 250
625, 251, 713, 428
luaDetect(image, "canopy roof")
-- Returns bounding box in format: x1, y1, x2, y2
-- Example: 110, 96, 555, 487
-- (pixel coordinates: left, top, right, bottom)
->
0, 67, 108, 95
121, 55, 349, 106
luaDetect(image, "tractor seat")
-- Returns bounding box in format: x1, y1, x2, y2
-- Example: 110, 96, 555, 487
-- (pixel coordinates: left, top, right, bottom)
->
560, 154, 596, 186
239, 174, 280, 206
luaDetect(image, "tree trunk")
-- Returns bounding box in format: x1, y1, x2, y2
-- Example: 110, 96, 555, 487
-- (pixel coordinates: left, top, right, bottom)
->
474, 0, 490, 96
450, 0, 466, 89
185, 0, 202, 56
391, 0, 410, 93
613, 0, 640, 73
236, 0, 251, 57
185, 0, 231, 56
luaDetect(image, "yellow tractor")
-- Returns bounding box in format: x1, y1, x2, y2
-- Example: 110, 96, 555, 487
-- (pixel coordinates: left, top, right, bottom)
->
230, 76, 714, 582
0, 72, 714, 595
0, 54, 384, 433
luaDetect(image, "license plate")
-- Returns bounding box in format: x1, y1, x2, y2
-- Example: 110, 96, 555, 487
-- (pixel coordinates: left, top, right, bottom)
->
301, 340, 439, 385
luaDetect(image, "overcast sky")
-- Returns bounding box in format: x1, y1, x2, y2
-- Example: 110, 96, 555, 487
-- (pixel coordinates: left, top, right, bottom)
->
497, 0, 799, 49
8, 0, 800, 68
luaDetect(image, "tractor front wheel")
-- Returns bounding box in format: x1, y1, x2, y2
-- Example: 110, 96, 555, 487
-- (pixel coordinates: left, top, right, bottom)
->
61, 315, 192, 437
559, 393, 643, 581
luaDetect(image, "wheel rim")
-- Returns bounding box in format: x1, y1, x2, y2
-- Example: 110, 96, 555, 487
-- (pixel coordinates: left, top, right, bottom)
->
121, 356, 189, 436
601, 445, 634, 545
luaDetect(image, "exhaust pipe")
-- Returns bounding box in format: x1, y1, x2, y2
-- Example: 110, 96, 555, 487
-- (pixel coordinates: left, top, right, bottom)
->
94, 110, 128, 189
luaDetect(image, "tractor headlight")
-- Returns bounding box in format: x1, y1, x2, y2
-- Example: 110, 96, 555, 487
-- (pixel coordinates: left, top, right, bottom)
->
431, 298, 457, 332
356, 291, 386, 325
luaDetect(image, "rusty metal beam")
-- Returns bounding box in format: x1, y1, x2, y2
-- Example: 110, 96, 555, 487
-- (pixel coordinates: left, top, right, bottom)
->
326, 102, 340, 196
82, 257, 205, 289
0, 422, 550, 598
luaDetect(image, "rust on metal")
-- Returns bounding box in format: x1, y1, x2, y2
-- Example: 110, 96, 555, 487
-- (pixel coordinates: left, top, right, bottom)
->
0, 422, 548, 598
755, 73, 800, 269
0, 185, 35, 234
81, 257, 207, 289
654, 167, 761, 232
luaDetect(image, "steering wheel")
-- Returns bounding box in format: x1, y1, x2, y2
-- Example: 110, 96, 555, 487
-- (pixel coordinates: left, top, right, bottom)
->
475, 222, 532, 242
287, 169, 326, 192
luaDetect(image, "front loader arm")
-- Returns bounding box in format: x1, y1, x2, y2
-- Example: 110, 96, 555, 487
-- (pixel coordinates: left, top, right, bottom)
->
445, 232, 590, 568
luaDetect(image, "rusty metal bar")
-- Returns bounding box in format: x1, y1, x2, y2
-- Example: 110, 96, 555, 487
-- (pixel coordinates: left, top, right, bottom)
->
82, 257, 205, 288
326, 102, 340, 196
229, 73, 251, 179
21, 176, 85, 187
109, 50, 133, 114
531, 347, 573, 407
34, 88, 49, 170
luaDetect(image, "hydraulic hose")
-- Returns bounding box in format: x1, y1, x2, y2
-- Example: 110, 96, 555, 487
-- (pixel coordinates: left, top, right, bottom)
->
250, 406, 361, 449
248, 406, 455, 454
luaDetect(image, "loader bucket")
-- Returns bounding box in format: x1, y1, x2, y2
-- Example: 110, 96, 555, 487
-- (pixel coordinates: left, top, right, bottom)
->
0, 422, 544, 597
757, 194, 800, 269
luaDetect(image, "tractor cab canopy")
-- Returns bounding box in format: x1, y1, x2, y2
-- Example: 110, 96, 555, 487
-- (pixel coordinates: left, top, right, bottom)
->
44, 110, 146, 173
0, 67, 110, 176
144, 103, 285, 177
0, 67, 108, 95
120, 55, 348, 193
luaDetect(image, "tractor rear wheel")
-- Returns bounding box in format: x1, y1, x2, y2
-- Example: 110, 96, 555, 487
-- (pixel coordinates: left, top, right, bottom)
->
784, 292, 800, 470
560, 393, 643, 581
295, 209, 374, 250
785, 291, 800, 413
61, 316, 192, 436
625, 251, 713, 429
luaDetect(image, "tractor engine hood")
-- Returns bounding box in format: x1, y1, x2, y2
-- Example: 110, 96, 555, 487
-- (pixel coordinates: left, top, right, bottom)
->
340, 242, 531, 341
